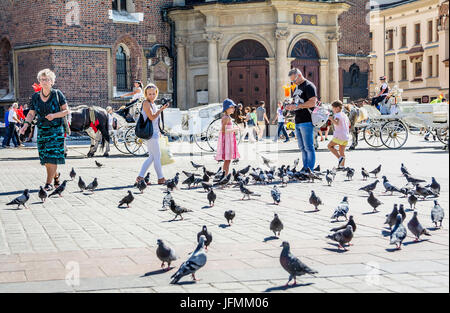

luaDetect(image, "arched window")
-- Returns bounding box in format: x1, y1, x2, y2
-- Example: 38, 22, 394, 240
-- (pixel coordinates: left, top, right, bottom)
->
290, 39, 319, 59
228, 40, 269, 60
116, 46, 129, 91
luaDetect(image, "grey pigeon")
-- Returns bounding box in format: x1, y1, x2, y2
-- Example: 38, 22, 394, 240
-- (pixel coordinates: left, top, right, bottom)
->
325, 170, 333, 186
170, 235, 207, 284
359, 180, 379, 193
201, 182, 213, 192
408, 191, 418, 210
425, 177, 440, 195
38, 186, 48, 203
85, 178, 98, 193
390, 214, 407, 249
346, 168, 355, 181
401, 163, 411, 176
367, 191, 382, 212
331, 196, 349, 221
182, 174, 195, 189
197, 226, 212, 251
369, 164, 382, 177
330, 215, 356, 232
213, 173, 231, 188
207, 188, 216, 207
293, 158, 299, 169
361, 167, 370, 180
279, 241, 318, 286
156, 239, 177, 270
271, 185, 281, 205
6, 189, 30, 209
407, 211, 431, 241
137, 179, 147, 193
415, 185, 436, 199
239, 182, 260, 200
382, 176, 401, 195
327, 225, 354, 251
384, 204, 399, 229
224, 210, 235, 225
238, 165, 251, 175
309, 190, 322, 211
49, 180, 68, 197
118, 190, 134, 208
431, 200, 444, 228
404, 174, 426, 186
191, 160, 204, 170
162, 191, 172, 210
399, 204, 406, 222
95, 160, 103, 168
69, 167, 76, 180
270, 213, 284, 237
78, 176, 86, 192
169, 199, 192, 220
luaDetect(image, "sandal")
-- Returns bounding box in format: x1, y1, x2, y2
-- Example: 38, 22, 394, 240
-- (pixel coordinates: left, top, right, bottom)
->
44, 183, 54, 191
157, 178, 166, 185
54, 173, 61, 188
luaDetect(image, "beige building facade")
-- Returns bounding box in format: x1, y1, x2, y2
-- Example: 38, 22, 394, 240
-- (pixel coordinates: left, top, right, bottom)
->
369, 0, 449, 103
168, 0, 350, 118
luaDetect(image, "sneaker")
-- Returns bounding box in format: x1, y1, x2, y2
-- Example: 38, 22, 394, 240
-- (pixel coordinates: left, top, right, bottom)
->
283, 139, 289, 143
44, 184, 54, 191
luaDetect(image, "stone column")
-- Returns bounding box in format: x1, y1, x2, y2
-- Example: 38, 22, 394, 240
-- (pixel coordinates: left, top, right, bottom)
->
175, 37, 187, 109
219, 59, 230, 101
204, 32, 222, 104
275, 29, 289, 103
319, 59, 329, 103
327, 32, 341, 102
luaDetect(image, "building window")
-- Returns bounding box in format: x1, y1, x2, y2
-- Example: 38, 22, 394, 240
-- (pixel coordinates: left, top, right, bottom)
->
428, 20, 433, 43
415, 23, 421, 45
387, 29, 394, 50
112, 0, 127, 12
436, 19, 439, 41
414, 97, 422, 103
400, 26, 407, 48
369, 32, 373, 51
428, 55, 433, 77
116, 46, 129, 91
436, 54, 439, 76
388, 62, 394, 82
414, 61, 422, 77
401, 60, 407, 80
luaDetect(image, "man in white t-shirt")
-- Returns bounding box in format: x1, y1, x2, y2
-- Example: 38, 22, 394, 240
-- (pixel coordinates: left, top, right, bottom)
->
371, 76, 389, 110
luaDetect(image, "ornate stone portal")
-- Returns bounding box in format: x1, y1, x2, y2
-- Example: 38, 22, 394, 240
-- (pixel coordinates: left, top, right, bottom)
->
168, 0, 350, 116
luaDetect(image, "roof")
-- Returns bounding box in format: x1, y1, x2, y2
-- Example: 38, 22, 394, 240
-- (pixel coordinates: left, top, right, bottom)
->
370, 0, 420, 11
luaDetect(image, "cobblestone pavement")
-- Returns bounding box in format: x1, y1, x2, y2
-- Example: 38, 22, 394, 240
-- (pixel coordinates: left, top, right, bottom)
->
0, 133, 448, 293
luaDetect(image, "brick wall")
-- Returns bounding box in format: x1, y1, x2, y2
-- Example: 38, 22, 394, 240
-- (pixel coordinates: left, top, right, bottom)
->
338, 0, 370, 56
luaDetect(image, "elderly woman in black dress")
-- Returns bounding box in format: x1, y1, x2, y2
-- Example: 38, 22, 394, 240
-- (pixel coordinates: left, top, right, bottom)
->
20, 69, 69, 191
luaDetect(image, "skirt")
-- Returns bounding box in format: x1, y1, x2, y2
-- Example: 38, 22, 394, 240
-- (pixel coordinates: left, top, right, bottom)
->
215, 131, 240, 161
37, 126, 66, 165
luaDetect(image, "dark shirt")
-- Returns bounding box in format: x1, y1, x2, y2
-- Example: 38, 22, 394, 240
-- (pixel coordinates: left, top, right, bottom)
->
292, 79, 317, 124
30, 89, 67, 129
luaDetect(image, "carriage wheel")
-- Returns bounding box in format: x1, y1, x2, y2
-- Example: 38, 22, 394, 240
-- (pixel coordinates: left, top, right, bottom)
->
436, 127, 449, 145
205, 118, 242, 152
193, 131, 214, 152
124, 127, 148, 156
380, 120, 408, 149
113, 127, 131, 154
363, 124, 384, 148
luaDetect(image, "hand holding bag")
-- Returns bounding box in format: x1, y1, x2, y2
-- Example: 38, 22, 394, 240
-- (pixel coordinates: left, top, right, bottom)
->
135, 105, 153, 139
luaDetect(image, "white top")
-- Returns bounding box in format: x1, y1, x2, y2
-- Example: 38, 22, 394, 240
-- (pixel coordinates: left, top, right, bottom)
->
107, 113, 114, 129
380, 83, 389, 96
332, 112, 350, 141
141, 101, 160, 139
132, 87, 144, 101
277, 108, 285, 123
8, 108, 17, 123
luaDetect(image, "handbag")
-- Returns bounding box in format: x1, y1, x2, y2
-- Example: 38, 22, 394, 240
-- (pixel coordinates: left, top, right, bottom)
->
135, 107, 153, 139
310, 105, 330, 128
55, 89, 71, 136
160, 135, 174, 166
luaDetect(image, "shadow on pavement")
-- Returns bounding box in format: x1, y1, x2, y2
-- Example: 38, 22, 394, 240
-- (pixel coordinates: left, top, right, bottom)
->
265, 282, 313, 292
263, 236, 279, 242
141, 268, 174, 277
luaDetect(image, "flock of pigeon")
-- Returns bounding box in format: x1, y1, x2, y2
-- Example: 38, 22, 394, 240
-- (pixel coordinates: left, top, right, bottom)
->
4, 156, 445, 286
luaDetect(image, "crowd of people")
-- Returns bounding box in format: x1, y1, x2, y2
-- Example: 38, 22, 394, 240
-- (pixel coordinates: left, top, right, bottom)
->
1, 102, 34, 148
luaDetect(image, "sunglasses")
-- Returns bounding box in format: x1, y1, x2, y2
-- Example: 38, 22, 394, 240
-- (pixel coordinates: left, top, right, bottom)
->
39, 78, 52, 83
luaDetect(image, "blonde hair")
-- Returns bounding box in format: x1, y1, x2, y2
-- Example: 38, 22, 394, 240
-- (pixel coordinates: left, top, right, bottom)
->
144, 83, 159, 100
37, 69, 56, 83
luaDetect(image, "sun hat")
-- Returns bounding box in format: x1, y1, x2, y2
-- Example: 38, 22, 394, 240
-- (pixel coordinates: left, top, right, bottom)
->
222, 98, 236, 112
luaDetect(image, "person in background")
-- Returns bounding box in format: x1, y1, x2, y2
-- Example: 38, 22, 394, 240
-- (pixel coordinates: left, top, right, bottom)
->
371, 76, 389, 110
2, 104, 12, 148
241, 106, 256, 143
232, 103, 246, 135
272, 100, 289, 143
2, 103, 21, 148
120, 80, 144, 104
256, 101, 270, 141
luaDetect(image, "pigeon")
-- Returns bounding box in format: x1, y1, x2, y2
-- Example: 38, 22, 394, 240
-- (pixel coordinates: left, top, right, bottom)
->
202, 170, 210, 183
260, 154, 273, 168
281, 174, 289, 187
415, 185, 436, 199
431, 200, 444, 228
325, 170, 333, 186
382, 176, 402, 195
213, 173, 231, 188
38, 186, 48, 203
170, 235, 207, 284
203, 167, 217, 177
238, 165, 251, 176
69, 167, 76, 180
85, 178, 98, 193
330, 215, 356, 232
399, 204, 406, 222
400, 163, 411, 176
144, 172, 150, 185
306, 168, 322, 182
6, 189, 30, 209
239, 182, 260, 200
156, 239, 177, 270
182, 174, 195, 189
327, 225, 354, 251
207, 188, 216, 207
224, 210, 235, 226
309, 190, 322, 211
367, 191, 382, 212
314, 164, 321, 172
270, 213, 284, 237
201, 182, 213, 192
399, 187, 412, 197
193, 177, 203, 187
169, 199, 192, 220
346, 168, 355, 181
165, 173, 179, 191
271, 185, 281, 205
404, 174, 426, 186
197, 226, 212, 251
425, 177, 440, 195
279, 241, 318, 286
359, 180, 379, 193
137, 179, 147, 193
390, 214, 407, 250
361, 167, 370, 180
95, 160, 103, 168
118, 190, 134, 208
407, 211, 431, 241
78, 176, 86, 192
384, 204, 399, 229
191, 160, 204, 170
369, 164, 381, 177
162, 191, 172, 210
331, 196, 349, 221
49, 180, 68, 197
408, 191, 418, 210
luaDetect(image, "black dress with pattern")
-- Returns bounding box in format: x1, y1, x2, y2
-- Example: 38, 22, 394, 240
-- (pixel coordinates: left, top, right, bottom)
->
30, 89, 67, 165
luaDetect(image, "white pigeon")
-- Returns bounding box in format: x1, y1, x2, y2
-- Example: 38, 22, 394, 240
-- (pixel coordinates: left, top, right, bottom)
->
162, 191, 173, 210
170, 235, 207, 284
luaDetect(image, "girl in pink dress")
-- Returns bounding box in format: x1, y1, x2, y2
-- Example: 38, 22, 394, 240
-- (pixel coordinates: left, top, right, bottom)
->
215, 99, 241, 175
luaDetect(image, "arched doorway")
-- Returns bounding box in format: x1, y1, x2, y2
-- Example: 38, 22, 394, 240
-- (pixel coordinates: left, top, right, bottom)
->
290, 39, 320, 97
227, 39, 270, 115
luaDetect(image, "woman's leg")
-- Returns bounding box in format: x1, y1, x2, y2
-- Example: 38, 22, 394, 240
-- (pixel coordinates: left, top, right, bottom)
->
338, 145, 346, 166
298, 123, 315, 170
223, 160, 231, 176
45, 163, 57, 185
324, 127, 329, 140
147, 138, 164, 180
281, 124, 289, 141
138, 140, 155, 180
318, 129, 324, 141
248, 127, 256, 142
